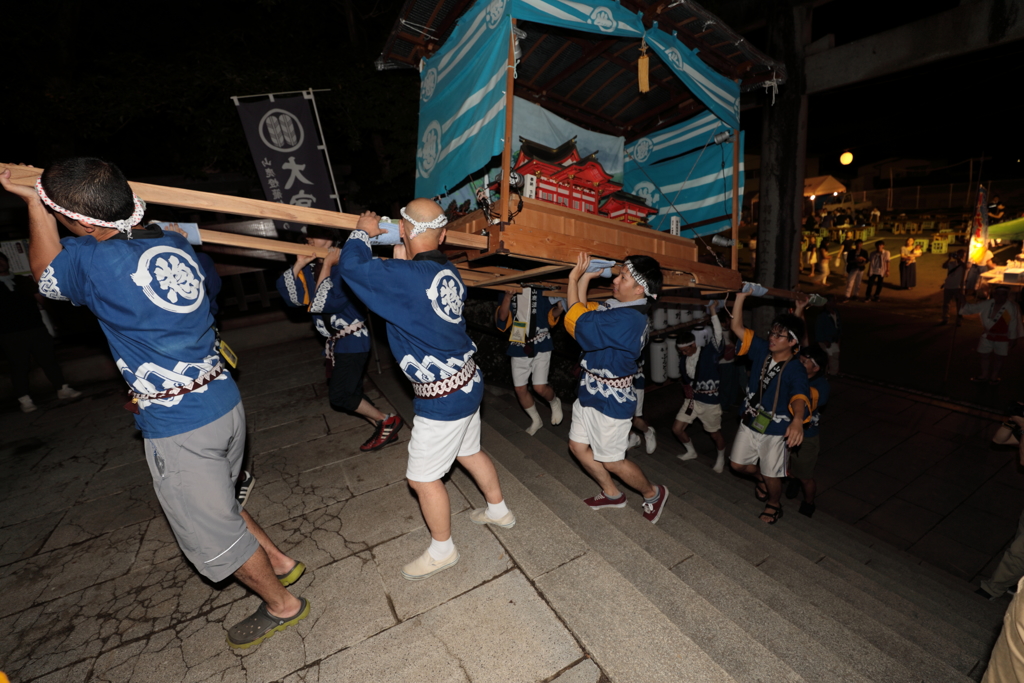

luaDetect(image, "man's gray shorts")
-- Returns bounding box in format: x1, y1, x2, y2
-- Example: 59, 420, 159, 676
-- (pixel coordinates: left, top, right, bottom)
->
144, 402, 259, 582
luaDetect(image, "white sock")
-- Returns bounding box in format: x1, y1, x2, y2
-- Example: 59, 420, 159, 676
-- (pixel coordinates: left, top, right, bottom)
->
713, 449, 726, 473
628, 432, 641, 449
487, 499, 509, 520
677, 441, 698, 461
428, 537, 455, 561
525, 405, 543, 435
550, 397, 563, 425
644, 426, 657, 454
18, 394, 32, 403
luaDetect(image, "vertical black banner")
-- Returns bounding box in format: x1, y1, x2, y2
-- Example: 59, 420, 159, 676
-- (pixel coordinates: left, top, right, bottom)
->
235, 95, 337, 232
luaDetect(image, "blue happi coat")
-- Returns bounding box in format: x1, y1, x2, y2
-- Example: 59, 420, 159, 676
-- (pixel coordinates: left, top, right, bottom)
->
736, 330, 810, 437
276, 262, 370, 354
41, 228, 239, 438
340, 232, 482, 420
496, 288, 562, 357
565, 298, 649, 420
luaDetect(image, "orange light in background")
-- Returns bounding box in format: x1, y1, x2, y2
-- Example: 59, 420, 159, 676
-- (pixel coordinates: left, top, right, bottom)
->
840, 151, 854, 165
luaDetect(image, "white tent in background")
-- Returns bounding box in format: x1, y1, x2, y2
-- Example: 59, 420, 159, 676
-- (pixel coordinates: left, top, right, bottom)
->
804, 175, 847, 198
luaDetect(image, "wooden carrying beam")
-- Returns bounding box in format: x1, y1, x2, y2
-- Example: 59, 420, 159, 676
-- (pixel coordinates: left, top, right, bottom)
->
1, 164, 488, 251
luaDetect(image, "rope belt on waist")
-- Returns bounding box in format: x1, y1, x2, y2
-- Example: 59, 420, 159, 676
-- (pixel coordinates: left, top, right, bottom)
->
124, 363, 224, 414
325, 320, 366, 365
411, 358, 478, 399
583, 368, 635, 389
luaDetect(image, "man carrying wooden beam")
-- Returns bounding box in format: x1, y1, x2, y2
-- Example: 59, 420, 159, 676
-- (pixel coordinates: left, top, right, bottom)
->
0, 160, 309, 650
495, 287, 564, 435
339, 199, 515, 580
563, 252, 669, 524
276, 225, 403, 451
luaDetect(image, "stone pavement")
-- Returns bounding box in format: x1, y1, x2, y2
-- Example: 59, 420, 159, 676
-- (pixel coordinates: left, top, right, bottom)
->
0, 340, 595, 683
1, 329, 1019, 682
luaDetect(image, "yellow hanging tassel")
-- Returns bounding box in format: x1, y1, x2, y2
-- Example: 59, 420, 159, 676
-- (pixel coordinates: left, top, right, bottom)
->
638, 39, 650, 93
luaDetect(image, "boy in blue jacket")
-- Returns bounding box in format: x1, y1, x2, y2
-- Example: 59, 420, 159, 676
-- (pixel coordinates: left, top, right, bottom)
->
564, 252, 668, 524
729, 290, 810, 524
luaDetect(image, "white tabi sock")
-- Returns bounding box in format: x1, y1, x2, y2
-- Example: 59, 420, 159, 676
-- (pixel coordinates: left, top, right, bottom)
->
644, 426, 657, 454
428, 537, 455, 561
525, 404, 543, 435
550, 397, 563, 425
677, 441, 698, 461
487, 499, 510, 520
713, 449, 727, 474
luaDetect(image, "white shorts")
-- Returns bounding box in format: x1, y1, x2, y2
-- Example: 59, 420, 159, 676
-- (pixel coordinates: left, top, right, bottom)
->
406, 409, 482, 482
729, 423, 789, 479
568, 399, 630, 463
979, 337, 1010, 356
510, 351, 552, 386
634, 386, 645, 417
674, 400, 722, 432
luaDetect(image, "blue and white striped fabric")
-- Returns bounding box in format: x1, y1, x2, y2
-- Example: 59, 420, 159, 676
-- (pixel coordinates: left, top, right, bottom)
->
415, 6, 511, 198
644, 25, 740, 130
624, 111, 726, 172
510, 0, 645, 37
623, 132, 744, 237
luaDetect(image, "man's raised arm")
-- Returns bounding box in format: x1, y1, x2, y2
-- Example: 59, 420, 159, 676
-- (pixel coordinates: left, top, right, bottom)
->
0, 168, 63, 281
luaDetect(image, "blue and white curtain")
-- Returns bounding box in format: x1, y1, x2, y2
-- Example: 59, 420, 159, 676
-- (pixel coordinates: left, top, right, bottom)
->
624, 111, 727, 174
623, 132, 744, 237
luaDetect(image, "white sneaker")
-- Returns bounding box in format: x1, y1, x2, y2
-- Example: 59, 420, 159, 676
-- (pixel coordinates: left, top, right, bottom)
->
57, 385, 82, 400
644, 427, 657, 454
469, 507, 517, 528
627, 433, 641, 449
18, 395, 37, 413
401, 548, 460, 581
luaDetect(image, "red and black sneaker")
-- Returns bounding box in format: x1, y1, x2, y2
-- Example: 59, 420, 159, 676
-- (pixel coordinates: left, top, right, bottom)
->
360, 413, 404, 452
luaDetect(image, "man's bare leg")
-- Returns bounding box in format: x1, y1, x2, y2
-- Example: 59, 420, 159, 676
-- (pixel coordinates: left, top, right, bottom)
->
603, 458, 657, 499
233, 547, 302, 618
240, 509, 300, 577
456, 450, 504, 504
570, 440, 621, 498
407, 479, 451, 541
354, 398, 386, 424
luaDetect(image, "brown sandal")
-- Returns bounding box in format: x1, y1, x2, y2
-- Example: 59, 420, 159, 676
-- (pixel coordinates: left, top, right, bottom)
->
754, 481, 768, 503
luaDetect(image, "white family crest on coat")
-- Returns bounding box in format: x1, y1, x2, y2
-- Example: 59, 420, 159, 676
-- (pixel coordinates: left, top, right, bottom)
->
117, 356, 223, 408
130, 246, 205, 314
38, 265, 68, 301
427, 269, 465, 323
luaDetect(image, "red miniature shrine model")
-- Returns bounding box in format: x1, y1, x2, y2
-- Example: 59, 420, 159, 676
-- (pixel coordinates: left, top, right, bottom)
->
496, 137, 623, 217
601, 190, 660, 226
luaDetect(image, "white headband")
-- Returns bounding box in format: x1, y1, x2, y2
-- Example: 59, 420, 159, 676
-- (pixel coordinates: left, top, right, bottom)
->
625, 260, 656, 299
400, 206, 447, 237
36, 179, 145, 239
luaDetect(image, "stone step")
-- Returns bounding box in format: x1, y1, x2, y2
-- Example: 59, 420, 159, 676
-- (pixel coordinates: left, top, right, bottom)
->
651, 434, 1003, 645
475, 408, 808, 683
481, 392, 954, 683
368, 368, 740, 683
484, 389, 985, 679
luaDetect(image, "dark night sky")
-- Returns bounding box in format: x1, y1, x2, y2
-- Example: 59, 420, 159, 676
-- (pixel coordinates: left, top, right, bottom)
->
4, 0, 1022, 210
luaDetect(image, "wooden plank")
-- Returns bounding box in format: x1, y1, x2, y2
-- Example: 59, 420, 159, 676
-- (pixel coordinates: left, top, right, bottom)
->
471, 264, 568, 288
1, 164, 488, 251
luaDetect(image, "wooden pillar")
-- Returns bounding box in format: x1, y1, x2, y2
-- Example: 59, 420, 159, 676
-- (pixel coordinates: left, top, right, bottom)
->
756, 0, 810, 333
730, 127, 741, 271
499, 21, 517, 223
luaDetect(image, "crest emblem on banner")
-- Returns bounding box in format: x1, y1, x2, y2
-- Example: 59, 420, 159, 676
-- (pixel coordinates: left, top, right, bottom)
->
632, 182, 660, 208
631, 138, 654, 163
417, 121, 443, 178
258, 109, 305, 153
486, 0, 507, 28
589, 7, 616, 32
130, 246, 205, 314
421, 68, 438, 102
426, 269, 465, 323
664, 48, 685, 71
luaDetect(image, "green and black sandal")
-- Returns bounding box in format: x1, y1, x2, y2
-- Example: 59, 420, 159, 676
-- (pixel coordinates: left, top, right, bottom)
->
226, 598, 310, 649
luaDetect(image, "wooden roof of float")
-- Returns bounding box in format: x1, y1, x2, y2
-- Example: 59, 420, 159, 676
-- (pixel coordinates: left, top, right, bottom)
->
376, 0, 785, 141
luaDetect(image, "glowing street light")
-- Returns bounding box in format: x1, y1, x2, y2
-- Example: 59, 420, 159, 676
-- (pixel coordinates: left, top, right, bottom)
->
840, 151, 853, 165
